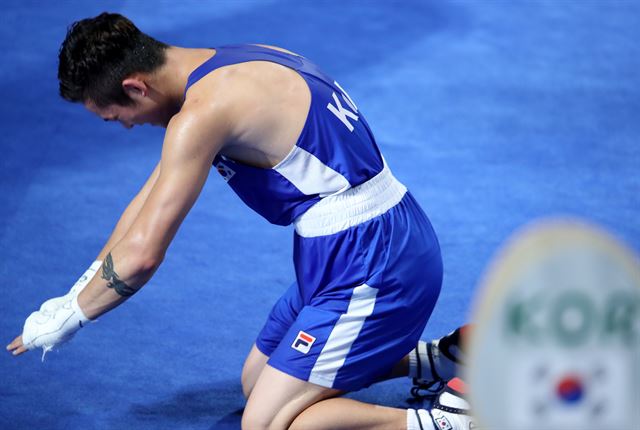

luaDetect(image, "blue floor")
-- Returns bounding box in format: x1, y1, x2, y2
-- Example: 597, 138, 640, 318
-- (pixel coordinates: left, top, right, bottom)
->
1, 1, 638, 429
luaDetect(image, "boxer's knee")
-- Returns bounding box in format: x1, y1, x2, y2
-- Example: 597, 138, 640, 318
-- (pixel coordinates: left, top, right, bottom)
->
241, 393, 289, 430
240, 407, 272, 430
242, 364, 340, 430
241, 392, 304, 430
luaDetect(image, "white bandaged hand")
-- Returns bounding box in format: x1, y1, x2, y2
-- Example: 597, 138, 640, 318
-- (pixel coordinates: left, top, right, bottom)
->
22, 295, 90, 359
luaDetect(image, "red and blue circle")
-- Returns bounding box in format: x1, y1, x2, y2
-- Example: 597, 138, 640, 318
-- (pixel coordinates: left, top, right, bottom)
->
556, 375, 584, 404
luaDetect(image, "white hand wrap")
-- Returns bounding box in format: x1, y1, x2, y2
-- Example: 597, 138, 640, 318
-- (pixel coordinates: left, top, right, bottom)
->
22, 295, 90, 354
23, 261, 101, 359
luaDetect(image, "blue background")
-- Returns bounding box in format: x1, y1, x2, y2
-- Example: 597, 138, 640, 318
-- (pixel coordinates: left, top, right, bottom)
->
1, 1, 638, 429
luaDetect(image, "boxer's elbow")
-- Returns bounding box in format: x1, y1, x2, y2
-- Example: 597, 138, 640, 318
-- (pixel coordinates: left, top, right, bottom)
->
135, 254, 163, 284
122, 233, 165, 281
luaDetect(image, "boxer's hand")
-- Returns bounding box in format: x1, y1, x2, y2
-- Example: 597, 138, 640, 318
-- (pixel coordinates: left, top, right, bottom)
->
6, 335, 27, 356
7, 262, 101, 358
8, 295, 90, 360
7, 293, 70, 355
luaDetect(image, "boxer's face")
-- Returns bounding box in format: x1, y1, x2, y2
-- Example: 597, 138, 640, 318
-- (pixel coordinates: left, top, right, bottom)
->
85, 99, 170, 129
84, 76, 175, 129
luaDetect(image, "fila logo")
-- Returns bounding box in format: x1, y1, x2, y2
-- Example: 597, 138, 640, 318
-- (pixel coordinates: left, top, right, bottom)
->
291, 331, 316, 354
215, 161, 236, 182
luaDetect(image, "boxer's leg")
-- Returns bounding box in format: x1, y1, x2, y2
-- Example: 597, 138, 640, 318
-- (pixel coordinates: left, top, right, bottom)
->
244, 364, 408, 430
289, 385, 474, 430
242, 363, 344, 429
244, 364, 473, 430
241, 281, 303, 398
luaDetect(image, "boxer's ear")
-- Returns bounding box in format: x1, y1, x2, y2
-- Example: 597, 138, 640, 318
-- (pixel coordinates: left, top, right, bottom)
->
122, 77, 148, 99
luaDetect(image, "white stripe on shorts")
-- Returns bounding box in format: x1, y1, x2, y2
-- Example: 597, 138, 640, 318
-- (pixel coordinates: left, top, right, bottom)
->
308, 284, 379, 387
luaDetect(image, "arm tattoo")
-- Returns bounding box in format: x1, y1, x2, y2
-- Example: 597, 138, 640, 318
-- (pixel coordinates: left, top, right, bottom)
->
101, 253, 137, 297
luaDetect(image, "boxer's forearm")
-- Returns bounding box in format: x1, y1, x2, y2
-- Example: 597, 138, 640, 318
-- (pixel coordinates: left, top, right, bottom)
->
79, 239, 160, 319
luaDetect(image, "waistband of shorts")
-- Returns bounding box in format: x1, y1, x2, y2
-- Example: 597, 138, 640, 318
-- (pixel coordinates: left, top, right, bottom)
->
294, 163, 408, 237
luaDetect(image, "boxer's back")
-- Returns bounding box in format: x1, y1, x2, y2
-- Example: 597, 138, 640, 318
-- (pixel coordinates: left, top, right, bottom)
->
184, 44, 385, 226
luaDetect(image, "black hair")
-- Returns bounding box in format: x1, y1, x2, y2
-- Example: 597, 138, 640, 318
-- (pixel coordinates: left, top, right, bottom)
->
58, 12, 168, 107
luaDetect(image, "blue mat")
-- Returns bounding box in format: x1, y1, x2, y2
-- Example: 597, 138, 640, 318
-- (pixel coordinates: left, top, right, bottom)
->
1, 1, 638, 429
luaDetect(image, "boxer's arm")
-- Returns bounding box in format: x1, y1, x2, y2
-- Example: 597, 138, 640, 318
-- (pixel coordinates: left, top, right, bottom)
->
77, 109, 226, 319
96, 160, 162, 261
7, 107, 227, 356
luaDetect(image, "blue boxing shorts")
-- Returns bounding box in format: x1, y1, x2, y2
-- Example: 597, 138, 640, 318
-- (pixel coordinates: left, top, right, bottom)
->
255, 166, 443, 392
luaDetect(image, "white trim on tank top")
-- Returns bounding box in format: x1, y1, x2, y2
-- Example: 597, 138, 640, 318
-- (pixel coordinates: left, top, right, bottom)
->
273, 145, 351, 198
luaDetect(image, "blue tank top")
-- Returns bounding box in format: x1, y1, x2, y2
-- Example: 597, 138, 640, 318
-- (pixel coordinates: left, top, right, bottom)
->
184, 44, 384, 226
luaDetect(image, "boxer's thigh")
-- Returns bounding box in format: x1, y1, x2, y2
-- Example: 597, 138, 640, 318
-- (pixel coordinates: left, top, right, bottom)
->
241, 344, 269, 399
241, 281, 304, 398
